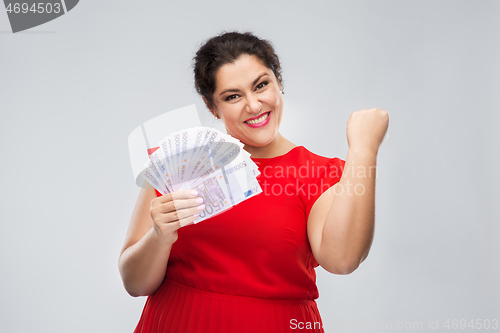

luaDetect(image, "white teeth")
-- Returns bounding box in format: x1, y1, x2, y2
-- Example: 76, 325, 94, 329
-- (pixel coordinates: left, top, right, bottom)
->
246, 112, 269, 125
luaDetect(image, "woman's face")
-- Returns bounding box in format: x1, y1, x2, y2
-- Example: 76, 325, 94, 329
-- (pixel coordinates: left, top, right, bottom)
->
209, 54, 283, 148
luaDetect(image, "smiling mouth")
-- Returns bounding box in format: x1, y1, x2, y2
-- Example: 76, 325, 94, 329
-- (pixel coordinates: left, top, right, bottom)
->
244, 111, 270, 124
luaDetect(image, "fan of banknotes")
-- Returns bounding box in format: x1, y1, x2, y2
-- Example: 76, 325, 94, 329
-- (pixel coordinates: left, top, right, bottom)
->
140, 127, 262, 225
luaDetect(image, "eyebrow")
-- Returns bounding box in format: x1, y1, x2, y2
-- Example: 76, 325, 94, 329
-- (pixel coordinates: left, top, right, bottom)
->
219, 73, 269, 97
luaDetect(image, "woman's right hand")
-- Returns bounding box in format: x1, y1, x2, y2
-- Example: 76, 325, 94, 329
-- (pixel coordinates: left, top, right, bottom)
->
150, 189, 205, 244
119, 188, 204, 296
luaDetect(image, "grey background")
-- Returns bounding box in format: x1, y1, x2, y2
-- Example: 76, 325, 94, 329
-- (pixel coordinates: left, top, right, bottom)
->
1, 0, 498, 332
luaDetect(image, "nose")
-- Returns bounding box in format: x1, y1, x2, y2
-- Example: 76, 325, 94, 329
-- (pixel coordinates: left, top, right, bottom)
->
245, 93, 262, 114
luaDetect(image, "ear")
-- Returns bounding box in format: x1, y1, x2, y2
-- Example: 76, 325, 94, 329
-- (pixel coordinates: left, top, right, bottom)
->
202, 96, 218, 118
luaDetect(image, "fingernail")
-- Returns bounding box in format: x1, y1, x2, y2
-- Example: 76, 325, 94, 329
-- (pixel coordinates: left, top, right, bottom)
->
193, 213, 200, 218
195, 198, 203, 204
197, 204, 206, 211
191, 190, 198, 196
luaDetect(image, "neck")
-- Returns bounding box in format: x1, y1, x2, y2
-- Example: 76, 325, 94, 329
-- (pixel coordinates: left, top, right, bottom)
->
243, 132, 293, 159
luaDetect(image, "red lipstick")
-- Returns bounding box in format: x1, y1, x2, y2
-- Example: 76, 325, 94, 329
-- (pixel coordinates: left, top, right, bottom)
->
244, 111, 271, 128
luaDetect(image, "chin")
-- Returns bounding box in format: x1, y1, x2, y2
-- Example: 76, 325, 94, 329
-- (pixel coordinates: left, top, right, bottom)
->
246, 133, 277, 148
227, 125, 277, 147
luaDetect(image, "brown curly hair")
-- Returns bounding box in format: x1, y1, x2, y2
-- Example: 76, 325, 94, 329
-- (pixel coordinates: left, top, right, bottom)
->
193, 31, 283, 111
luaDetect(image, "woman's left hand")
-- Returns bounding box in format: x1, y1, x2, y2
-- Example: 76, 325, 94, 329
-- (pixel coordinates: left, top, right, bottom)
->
346, 108, 389, 155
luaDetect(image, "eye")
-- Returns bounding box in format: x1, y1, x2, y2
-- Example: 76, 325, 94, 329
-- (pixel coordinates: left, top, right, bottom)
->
255, 81, 269, 90
225, 94, 239, 101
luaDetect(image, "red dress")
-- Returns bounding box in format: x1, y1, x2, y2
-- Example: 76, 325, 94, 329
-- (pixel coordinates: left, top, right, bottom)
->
133, 146, 346, 333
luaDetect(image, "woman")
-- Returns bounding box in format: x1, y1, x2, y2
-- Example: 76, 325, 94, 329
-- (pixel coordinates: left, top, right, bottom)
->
119, 32, 389, 332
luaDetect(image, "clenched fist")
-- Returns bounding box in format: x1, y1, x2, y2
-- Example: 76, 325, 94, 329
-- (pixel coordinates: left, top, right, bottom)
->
346, 108, 389, 155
